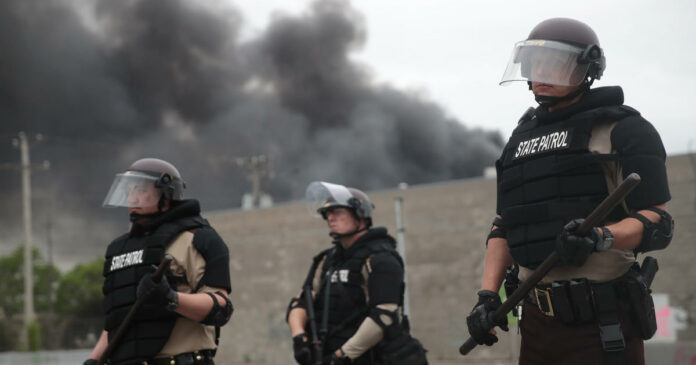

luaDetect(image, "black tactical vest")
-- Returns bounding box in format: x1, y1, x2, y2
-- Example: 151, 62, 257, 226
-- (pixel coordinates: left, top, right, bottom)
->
102, 216, 208, 365
497, 105, 638, 269
312, 238, 402, 349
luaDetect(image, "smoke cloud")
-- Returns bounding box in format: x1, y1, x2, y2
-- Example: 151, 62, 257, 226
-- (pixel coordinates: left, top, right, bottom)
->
0, 0, 502, 268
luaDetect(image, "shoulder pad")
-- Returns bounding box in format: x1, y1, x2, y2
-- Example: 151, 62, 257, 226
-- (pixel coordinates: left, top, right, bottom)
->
592, 104, 641, 121
368, 239, 397, 254
313, 247, 334, 263
174, 216, 209, 230
191, 227, 227, 255
368, 251, 404, 273
518, 107, 536, 125
105, 232, 131, 258
192, 227, 231, 292
618, 105, 640, 116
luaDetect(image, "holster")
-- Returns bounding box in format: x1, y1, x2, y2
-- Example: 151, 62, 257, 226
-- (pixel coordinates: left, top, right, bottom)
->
378, 335, 428, 365
371, 310, 428, 365
503, 265, 520, 299
623, 264, 657, 340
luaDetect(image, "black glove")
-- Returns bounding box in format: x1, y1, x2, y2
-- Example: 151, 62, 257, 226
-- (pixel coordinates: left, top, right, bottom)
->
322, 352, 350, 365
466, 290, 509, 346
293, 333, 313, 365
556, 218, 602, 267
83, 359, 98, 365
136, 271, 178, 311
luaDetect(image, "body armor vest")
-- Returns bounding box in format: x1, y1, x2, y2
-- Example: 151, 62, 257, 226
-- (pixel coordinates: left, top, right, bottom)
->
102, 216, 208, 364
312, 238, 402, 350
498, 105, 638, 269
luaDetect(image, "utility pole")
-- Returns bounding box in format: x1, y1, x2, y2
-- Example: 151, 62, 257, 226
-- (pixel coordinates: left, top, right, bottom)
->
46, 214, 54, 314
7, 132, 48, 349
394, 182, 411, 317
19, 132, 35, 331
236, 154, 275, 209
689, 140, 696, 213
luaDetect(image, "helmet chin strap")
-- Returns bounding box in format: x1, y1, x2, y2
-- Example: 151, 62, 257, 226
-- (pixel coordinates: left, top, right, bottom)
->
129, 210, 164, 223
532, 79, 593, 108
329, 226, 369, 244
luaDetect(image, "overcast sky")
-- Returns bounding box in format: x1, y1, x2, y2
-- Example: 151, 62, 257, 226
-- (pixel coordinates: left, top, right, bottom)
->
238, 0, 696, 155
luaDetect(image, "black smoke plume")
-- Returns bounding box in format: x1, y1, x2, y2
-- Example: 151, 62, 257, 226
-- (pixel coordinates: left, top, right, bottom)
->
0, 0, 503, 268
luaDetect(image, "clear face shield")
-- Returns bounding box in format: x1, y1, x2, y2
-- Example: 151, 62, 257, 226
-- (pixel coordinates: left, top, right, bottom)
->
102, 171, 163, 208
500, 40, 590, 86
305, 181, 354, 218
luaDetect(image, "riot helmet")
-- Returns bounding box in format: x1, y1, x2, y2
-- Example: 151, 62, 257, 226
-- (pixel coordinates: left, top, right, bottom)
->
103, 158, 186, 208
501, 18, 605, 87
305, 181, 374, 230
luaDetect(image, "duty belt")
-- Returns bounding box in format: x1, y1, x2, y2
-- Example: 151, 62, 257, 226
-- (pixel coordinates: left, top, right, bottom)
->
525, 278, 600, 323
141, 349, 216, 365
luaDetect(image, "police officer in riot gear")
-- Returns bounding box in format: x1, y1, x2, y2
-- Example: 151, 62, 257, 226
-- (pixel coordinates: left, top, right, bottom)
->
466, 18, 673, 365
84, 158, 233, 365
287, 182, 428, 365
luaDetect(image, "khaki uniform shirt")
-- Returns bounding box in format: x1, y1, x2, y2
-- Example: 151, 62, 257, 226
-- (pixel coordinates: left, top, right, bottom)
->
157, 230, 226, 357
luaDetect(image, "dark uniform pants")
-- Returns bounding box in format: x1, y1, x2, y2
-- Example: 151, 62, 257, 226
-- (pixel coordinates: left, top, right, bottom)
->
519, 301, 644, 365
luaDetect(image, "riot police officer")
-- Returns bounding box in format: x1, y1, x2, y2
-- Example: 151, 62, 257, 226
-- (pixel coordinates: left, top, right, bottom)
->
466, 18, 674, 365
84, 158, 233, 365
286, 182, 427, 365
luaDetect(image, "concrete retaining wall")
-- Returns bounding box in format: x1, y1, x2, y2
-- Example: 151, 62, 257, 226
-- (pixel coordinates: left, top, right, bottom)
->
208, 154, 696, 365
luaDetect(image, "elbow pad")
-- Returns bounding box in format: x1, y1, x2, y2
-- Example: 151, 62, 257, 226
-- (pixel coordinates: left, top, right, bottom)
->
486, 216, 507, 246
285, 296, 306, 322
367, 254, 403, 306
201, 291, 233, 327
632, 208, 674, 253
367, 306, 400, 339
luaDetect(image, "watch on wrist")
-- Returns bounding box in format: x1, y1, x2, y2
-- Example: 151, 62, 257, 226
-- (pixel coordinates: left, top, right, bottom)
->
597, 226, 614, 251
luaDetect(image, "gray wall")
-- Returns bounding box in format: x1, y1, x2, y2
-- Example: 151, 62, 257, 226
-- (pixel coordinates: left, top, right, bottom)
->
207, 154, 696, 365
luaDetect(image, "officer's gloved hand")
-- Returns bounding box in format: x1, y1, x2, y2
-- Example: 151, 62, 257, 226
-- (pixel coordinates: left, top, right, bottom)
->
556, 218, 602, 267
292, 333, 312, 365
136, 272, 178, 311
466, 290, 509, 346
322, 352, 350, 365
83, 359, 97, 365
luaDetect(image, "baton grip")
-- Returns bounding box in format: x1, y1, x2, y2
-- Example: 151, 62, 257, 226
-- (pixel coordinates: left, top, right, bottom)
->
151, 254, 173, 282
459, 337, 478, 356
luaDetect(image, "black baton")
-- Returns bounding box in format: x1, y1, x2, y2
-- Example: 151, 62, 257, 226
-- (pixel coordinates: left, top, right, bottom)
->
303, 285, 323, 365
